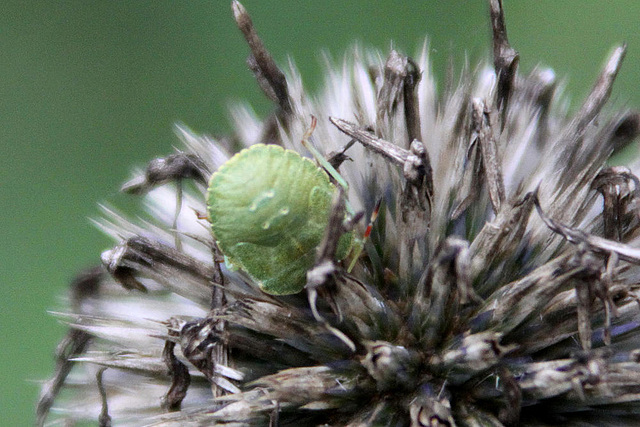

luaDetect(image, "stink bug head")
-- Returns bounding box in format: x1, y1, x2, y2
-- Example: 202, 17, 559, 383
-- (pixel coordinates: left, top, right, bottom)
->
207, 143, 354, 295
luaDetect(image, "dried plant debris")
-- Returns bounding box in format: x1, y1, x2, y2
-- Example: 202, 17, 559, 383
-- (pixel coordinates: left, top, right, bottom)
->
38, 1, 640, 426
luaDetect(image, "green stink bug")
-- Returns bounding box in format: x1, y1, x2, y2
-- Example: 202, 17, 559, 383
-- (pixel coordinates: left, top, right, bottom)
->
207, 142, 353, 295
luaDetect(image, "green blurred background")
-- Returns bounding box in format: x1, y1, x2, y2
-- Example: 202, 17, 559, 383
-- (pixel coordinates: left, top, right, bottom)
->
3, 1, 640, 424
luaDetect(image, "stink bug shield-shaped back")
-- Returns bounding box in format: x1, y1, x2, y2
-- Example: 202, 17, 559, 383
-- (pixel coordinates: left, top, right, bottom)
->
207, 143, 353, 295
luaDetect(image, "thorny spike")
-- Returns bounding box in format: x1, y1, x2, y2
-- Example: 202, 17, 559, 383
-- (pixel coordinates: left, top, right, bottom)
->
472, 98, 505, 213
101, 236, 216, 304
403, 57, 423, 146
469, 192, 534, 294
207, 241, 230, 398
330, 117, 410, 165
490, 0, 519, 127
210, 241, 227, 309
398, 139, 432, 281
36, 266, 103, 427
555, 45, 627, 188
120, 153, 209, 194
601, 253, 620, 346
173, 180, 184, 251
36, 329, 92, 426
571, 250, 601, 350
377, 50, 408, 138
161, 335, 191, 410
121, 153, 209, 251
534, 192, 640, 264
96, 368, 111, 427
592, 166, 640, 242
574, 45, 627, 134
418, 237, 478, 347
232, 0, 291, 116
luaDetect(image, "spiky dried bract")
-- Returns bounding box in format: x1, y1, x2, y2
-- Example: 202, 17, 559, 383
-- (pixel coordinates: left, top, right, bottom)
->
39, 1, 640, 426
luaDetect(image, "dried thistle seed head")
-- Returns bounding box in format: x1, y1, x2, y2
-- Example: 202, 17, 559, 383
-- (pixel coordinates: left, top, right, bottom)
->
38, 1, 640, 426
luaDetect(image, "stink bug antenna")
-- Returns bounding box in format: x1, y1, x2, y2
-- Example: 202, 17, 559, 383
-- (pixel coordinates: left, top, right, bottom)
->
301, 116, 349, 191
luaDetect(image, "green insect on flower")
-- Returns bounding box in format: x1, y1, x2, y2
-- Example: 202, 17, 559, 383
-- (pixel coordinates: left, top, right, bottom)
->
207, 140, 354, 295
39, 2, 640, 426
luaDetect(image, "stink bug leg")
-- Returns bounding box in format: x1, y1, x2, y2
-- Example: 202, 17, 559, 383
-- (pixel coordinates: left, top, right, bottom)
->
347, 198, 381, 272
300, 116, 376, 273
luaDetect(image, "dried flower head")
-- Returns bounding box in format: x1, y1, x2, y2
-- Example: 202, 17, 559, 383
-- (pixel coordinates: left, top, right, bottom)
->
38, 1, 640, 426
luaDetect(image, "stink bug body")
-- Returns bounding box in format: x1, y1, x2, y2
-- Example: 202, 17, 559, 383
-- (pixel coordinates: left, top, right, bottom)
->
207, 143, 353, 295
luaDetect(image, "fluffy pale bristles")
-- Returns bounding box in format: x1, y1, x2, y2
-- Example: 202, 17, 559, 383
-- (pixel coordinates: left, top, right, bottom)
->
39, 1, 640, 426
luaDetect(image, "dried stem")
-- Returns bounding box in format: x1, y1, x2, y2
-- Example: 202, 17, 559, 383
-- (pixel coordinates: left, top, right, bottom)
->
330, 117, 409, 165
398, 140, 432, 282
490, 0, 518, 127
377, 51, 408, 136
36, 266, 104, 427
403, 57, 423, 146
120, 153, 208, 194
574, 45, 627, 134
161, 339, 191, 410
593, 167, 640, 242
534, 191, 640, 264
472, 98, 505, 213
96, 368, 111, 427
232, 0, 291, 115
